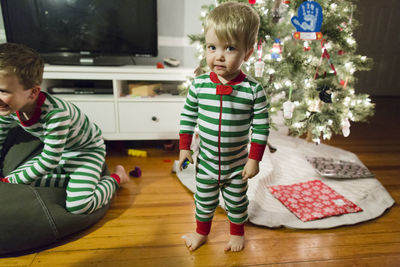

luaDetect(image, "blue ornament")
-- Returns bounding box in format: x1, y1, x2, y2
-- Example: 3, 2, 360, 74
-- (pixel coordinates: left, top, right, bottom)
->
291, 1, 323, 40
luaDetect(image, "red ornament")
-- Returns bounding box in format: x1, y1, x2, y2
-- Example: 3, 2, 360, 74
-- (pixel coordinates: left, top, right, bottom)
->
338, 50, 345, 55
248, 0, 256, 4
304, 46, 311, 51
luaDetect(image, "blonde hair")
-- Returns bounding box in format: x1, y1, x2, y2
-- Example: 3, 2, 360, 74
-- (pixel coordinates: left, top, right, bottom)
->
204, 1, 260, 50
0, 43, 44, 90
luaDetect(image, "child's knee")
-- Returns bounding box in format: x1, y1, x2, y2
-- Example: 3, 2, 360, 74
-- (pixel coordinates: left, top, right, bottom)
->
65, 201, 95, 215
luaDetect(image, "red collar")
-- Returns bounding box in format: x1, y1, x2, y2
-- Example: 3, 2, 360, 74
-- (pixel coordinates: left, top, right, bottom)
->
210, 71, 246, 85
210, 71, 246, 95
17, 91, 46, 127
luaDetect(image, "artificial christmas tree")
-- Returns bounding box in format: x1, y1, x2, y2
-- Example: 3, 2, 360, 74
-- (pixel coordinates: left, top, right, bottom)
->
183, 0, 374, 143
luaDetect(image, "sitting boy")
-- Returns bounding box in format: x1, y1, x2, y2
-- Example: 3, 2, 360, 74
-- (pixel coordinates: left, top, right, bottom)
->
0, 43, 129, 214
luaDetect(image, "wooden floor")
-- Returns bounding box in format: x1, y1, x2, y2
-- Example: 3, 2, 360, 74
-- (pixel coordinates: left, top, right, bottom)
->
1, 96, 399, 266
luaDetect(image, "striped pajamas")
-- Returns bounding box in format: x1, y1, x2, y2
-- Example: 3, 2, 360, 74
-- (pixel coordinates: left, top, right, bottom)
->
0, 92, 118, 214
180, 71, 269, 226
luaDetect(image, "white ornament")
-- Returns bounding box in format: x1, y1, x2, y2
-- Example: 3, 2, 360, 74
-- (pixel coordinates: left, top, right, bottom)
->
254, 61, 265, 77
342, 118, 351, 137
283, 100, 295, 119
308, 100, 321, 112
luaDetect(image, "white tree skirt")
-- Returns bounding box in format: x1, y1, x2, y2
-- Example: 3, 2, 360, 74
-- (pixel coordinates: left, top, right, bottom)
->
174, 131, 395, 229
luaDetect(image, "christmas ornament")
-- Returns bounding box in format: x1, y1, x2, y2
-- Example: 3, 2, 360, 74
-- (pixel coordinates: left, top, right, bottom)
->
283, 87, 295, 119
283, 100, 295, 119
342, 118, 351, 137
303, 41, 311, 51
248, 0, 256, 4
316, 85, 332, 103
340, 77, 349, 88
291, 1, 323, 40
254, 40, 265, 77
314, 39, 337, 79
270, 38, 282, 60
308, 99, 321, 112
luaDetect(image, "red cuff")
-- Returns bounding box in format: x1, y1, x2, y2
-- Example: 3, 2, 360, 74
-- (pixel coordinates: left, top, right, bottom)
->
196, 220, 212, 236
248, 142, 266, 161
179, 133, 193, 150
0, 178, 10, 183
230, 222, 245, 236
110, 174, 120, 185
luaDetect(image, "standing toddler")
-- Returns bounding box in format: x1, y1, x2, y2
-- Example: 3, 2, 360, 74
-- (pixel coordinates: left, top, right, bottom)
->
179, 2, 270, 252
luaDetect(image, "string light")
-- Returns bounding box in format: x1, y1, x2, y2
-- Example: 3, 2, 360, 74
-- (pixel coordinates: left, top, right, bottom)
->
346, 37, 356, 45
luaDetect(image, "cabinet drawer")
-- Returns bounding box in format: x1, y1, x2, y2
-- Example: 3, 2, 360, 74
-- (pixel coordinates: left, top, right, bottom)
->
118, 102, 184, 134
71, 101, 116, 133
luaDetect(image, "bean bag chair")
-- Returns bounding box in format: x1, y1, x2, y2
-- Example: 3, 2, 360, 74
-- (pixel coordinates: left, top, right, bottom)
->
0, 127, 110, 255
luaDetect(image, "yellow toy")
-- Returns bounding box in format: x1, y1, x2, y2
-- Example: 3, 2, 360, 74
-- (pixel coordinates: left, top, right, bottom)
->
127, 149, 147, 157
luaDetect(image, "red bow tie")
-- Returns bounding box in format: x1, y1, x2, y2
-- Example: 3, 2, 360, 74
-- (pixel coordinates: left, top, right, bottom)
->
216, 84, 233, 95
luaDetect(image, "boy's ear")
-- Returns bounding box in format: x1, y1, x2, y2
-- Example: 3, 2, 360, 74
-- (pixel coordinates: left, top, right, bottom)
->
29, 86, 41, 99
244, 47, 254, 61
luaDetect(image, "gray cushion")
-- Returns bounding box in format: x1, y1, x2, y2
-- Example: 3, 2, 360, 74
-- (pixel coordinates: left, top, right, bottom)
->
0, 127, 110, 255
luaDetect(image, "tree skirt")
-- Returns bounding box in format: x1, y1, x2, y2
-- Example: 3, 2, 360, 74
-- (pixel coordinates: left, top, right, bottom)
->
174, 131, 395, 229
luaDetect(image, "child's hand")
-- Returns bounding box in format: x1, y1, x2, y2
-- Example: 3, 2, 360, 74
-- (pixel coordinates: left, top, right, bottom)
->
179, 150, 193, 171
242, 159, 260, 181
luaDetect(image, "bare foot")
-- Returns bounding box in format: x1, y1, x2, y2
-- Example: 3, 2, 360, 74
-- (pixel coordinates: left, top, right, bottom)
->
182, 232, 207, 251
114, 165, 129, 184
224, 235, 245, 252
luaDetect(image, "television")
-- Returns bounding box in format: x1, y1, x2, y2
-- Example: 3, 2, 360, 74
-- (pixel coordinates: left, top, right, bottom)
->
0, 0, 158, 66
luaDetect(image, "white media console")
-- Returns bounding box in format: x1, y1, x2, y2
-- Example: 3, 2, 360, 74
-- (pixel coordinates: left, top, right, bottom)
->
42, 65, 194, 140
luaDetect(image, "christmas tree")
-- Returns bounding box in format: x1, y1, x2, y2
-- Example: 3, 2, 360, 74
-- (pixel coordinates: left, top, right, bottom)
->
182, 0, 374, 144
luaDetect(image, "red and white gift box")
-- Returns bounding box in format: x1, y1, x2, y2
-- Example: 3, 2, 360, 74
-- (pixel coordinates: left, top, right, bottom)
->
268, 180, 362, 222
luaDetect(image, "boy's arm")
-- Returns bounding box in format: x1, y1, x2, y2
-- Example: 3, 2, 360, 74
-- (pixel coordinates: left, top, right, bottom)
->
0, 116, 15, 177
179, 82, 199, 150
249, 84, 270, 161
5, 110, 70, 184
0, 116, 15, 155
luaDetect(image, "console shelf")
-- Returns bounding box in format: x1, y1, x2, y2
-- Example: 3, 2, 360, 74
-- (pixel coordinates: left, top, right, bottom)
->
42, 65, 194, 140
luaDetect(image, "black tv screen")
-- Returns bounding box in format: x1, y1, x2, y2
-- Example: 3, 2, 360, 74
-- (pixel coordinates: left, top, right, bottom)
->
0, 0, 158, 65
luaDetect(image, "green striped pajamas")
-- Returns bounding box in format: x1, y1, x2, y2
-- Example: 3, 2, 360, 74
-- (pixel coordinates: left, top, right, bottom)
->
180, 71, 269, 225
0, 92, 118, 214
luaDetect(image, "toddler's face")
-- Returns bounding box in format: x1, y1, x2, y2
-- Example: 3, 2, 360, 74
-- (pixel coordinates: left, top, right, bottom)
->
205, 28, 253, 83
0, 73, 33, 116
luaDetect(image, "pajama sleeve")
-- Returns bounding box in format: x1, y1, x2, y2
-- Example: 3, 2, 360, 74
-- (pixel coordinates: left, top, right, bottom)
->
0, 115, 15, 155
249, 84, 269, 161
5, 109, 70, 184
0, 116, 15, 178
179, 82, 199, 150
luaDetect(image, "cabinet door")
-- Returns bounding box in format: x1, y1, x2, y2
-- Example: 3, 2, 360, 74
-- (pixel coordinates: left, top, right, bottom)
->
72, 101, 116, 133
118, 102, 184, 138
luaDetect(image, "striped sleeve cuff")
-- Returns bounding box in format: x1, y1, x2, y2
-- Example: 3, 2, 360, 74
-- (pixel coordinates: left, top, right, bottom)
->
110, 174, 120, 185
179, 133, 193, 150
249, 142, 266, 161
